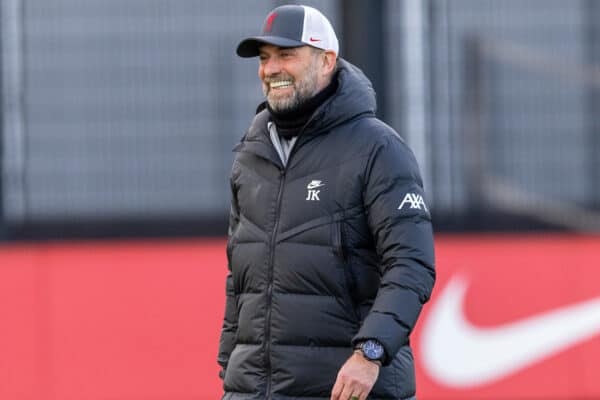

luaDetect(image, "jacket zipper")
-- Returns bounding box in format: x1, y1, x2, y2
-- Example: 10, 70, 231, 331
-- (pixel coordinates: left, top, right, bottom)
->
265, 168, 286, 399
264, 120, 307, 398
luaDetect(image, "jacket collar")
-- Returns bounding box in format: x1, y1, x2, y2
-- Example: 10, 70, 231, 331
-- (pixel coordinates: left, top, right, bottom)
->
234, 58, 377, 167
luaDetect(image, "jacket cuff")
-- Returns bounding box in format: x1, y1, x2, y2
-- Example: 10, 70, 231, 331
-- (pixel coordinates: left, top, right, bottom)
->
352, 289, 422, 366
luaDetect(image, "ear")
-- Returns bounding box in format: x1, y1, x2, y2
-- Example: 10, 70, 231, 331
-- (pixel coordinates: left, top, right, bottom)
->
321, 50, 337, 75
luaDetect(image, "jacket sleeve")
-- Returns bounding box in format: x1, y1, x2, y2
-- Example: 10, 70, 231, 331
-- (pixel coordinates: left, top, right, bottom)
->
352, 134, 436, 365
217, 180, 240, 379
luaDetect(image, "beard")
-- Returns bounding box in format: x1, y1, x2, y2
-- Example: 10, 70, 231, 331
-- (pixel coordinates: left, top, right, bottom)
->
262, 58, 320, 113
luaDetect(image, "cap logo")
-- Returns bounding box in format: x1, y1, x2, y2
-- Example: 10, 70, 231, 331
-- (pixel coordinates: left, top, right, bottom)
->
265, 12, 277, 32
309, 37, 321, 42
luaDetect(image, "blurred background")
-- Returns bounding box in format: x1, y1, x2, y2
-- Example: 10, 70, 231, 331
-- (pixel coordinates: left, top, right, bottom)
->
1, 0, 599, 399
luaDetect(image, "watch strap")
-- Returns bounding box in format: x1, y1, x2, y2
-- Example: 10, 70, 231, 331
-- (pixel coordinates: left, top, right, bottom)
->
354, 349, 382, 367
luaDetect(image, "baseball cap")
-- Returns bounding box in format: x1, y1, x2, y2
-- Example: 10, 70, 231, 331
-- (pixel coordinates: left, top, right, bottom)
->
236, 5, 339, 58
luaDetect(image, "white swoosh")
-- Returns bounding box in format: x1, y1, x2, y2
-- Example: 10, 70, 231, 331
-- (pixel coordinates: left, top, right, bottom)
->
307, 182, 324, 189
421, 275, 600, 387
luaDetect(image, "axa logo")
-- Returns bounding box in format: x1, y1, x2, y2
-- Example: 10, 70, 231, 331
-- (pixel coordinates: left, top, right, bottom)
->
398, 193, 428, 212
306, 180, 324, 201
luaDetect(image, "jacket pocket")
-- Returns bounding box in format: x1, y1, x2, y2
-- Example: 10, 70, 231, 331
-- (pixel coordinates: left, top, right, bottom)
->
331, 220, 345, 261
332, 221, 360, 323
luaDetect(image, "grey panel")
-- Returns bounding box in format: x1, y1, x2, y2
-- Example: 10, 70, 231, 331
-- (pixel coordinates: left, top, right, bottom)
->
424, 0, 589, 213
5, 0, 277, 221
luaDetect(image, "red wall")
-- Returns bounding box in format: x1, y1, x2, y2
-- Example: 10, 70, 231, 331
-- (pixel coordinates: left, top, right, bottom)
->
1, 235, 599, 399
0, 239, 226, 400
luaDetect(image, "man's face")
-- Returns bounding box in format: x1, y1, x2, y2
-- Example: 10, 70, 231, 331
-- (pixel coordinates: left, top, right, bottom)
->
258, 45, 325, 113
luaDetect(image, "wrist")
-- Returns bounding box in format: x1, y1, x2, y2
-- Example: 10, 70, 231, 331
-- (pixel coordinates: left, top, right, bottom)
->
354, 349, 382, 367
354, 339, 385, 366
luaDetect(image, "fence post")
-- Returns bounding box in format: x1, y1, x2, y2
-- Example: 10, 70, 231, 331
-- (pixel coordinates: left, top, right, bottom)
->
461, 36, 487, 222
585, 0, 600, 209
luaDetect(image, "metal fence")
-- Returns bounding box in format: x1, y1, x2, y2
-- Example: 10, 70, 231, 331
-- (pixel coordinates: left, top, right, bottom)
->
1, 0, 599, 238
427, 0, 599, 230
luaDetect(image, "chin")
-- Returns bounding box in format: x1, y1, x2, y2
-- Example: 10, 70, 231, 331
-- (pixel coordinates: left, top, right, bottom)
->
268, 98, 296, 113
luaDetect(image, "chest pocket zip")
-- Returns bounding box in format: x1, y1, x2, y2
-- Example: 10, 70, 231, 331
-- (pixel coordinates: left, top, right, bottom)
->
332, 220, 361, 323
332, 220, 345, 260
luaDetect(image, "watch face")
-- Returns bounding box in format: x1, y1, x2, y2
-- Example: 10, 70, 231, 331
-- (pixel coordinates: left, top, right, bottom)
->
362, 340, 384, 360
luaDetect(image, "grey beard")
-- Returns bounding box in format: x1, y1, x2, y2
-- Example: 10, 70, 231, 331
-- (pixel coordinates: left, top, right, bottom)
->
264, 60, 320, 113
267, 89, 303, 113
266, 80, 320, 112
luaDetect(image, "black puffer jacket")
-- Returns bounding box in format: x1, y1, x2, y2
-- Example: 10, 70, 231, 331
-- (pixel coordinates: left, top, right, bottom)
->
218, 59, 435, 399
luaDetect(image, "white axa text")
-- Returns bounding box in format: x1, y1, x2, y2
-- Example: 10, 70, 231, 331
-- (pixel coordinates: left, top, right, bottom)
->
398, 193, 428, 211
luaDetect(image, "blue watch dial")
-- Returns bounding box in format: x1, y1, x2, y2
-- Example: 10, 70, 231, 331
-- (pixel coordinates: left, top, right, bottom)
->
361, 340, 384, 360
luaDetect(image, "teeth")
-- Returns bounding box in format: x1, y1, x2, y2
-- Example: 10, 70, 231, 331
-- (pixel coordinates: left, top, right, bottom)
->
270, 80, 293, 89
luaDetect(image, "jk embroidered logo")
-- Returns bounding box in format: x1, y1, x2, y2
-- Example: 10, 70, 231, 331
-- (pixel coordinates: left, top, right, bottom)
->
306, 180, 324, 201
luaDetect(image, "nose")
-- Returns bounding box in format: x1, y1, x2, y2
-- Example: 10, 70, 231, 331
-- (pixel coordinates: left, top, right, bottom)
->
261, 56, 281, 77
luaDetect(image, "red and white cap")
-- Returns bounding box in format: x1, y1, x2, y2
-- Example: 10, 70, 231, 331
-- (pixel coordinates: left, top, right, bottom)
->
236, 5, 339, 58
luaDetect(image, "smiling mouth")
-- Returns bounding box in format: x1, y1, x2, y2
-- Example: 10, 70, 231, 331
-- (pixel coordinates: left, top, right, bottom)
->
269, 80, 293, 89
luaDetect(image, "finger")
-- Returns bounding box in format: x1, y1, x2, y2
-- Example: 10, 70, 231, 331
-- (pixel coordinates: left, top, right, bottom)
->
330, 379, 343, 400
339, 383, 357, 400
351, 391, 363, 400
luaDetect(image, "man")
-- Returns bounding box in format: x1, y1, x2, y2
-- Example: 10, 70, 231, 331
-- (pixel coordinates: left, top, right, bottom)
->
218, 5, 435, 400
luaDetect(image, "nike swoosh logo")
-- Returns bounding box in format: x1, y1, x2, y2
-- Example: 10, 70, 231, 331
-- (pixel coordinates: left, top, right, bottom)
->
307, 181, 324, 190
309, 37, 321, 42
420, 275, 600, 387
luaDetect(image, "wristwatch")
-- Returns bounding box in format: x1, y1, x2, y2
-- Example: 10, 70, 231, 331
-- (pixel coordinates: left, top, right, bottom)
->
355, 339, 384, 365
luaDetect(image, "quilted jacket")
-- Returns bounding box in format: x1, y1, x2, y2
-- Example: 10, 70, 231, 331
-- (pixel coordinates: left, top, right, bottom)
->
218, 58, 435, 399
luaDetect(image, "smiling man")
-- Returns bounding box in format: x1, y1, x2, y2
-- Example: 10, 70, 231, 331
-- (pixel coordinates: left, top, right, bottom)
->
218, 5, 435, 400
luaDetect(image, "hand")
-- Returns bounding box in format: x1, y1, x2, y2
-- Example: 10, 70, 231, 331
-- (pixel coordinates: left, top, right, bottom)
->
330, 351, 380, 400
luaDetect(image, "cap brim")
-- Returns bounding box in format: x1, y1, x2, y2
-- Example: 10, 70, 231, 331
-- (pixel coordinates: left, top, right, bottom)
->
236, 36, 306, 57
